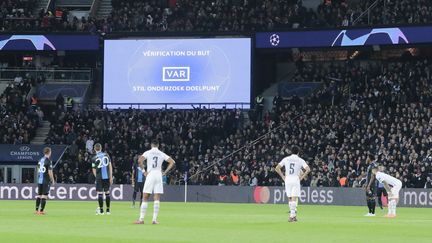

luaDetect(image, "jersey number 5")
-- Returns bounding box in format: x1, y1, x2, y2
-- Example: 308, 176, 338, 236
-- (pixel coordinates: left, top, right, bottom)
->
288, 163, 295, 175
152, 156, 158, 168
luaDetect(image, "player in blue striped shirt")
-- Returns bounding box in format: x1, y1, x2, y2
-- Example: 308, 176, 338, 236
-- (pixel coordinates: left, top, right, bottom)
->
131, 155, 145, 207
91, 143, 113, 215
35, 147, 55, 215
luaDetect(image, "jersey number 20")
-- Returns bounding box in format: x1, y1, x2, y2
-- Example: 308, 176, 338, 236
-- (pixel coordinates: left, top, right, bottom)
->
96, 156, 109, 168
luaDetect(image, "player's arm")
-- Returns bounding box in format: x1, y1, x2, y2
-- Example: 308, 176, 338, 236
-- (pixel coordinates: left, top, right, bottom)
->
366, 173, 375, 191
48, 169, 55, 185
300, 165, 310, 181
131, 166, 135, 186
275, 164, 285, 181
383, 181, 392, 192
109, 159, 113, 185
163, 157, 176, 176
138, 155, 147, 176
91, 158, 97, 178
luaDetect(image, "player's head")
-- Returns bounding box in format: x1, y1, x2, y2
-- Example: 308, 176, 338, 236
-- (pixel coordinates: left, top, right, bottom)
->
378, 165, 385, 172
43, 147, 51, 158
94, 143, 102, 152
371, 167, 379, 175
151, 140, 159, 148
291, 145, 300, 155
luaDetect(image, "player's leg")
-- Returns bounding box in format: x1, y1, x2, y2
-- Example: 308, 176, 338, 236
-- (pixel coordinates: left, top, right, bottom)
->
387, 187, 400, 217
152, 194, 161, 224
376, 188, 383, 210
35, 184, 42, 213
135, 177, 153, 224
132, 184, 138, 207
96, 179, 104, 215
139, 182, 144, 206
39, 184, 50, 214
135, 193, 150, 224
151, 177, 164, 224
104, 180, 111, 214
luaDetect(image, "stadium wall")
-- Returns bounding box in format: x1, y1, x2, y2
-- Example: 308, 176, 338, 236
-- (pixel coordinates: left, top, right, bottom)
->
1, 184, 431, 208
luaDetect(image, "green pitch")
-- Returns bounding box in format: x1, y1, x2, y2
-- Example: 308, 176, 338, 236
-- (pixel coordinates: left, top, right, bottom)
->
0, 201, 431, 243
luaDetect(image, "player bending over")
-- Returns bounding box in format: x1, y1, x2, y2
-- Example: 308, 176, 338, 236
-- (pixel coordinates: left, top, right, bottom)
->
372, 166, 402, 218
132, 155, 145, 208
275, 146, 310, 222
134, 140, 175, 225
35, 147, 55, 215
92, 143, 113, 215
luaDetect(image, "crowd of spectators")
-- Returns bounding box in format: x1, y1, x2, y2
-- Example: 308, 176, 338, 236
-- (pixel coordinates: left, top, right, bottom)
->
1, 0, 432, 33
44, 58, 432, 188
0, 77, 39, 144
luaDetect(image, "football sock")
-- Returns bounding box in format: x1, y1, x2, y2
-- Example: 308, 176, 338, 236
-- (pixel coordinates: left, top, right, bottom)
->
40, 198, 46, 212
106, 193, 111, 211
139, 202, 148, 221
367, 200, 372, 213
289, 201, 297, 218
153, 201, 160, 222
389, 199, 396, 215
98, 194, 104, 212
132, 191, 137, 205
371, 199, 376, 214
35, 197, 41, 211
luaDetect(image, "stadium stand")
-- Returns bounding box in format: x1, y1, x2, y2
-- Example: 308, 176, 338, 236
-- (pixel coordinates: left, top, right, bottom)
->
44, 57, 432, 188
2, 0, 432, 32
0, 80, 38, 144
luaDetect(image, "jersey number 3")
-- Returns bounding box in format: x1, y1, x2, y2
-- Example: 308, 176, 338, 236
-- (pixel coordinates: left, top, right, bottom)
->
152, 156, 158, 168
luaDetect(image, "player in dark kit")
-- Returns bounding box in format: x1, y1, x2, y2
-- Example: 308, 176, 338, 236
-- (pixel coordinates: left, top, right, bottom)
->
131, 156, 145, 207
35, 147, 55, 215
364, 156, 378, 216
91, 143, 113, 215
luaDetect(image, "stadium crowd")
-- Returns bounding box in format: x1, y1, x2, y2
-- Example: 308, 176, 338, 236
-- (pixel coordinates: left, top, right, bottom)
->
1, 0, 432, 32
43, 57, 432, 188
0, 78, 39, 144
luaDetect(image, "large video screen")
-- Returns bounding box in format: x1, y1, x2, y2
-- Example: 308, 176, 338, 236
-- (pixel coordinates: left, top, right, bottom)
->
103, 38, 251, 109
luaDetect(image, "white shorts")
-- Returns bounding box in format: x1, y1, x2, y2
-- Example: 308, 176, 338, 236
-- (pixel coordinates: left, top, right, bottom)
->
285, 181, 301, 197
389, 184, 401, 199
143, 172, 163, 194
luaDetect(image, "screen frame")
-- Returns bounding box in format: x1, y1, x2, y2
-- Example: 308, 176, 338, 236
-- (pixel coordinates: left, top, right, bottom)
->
102, 35, 253, 110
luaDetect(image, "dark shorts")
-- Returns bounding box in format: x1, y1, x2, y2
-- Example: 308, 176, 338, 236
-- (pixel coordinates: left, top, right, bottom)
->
366, 184, 377, 197
38, 183, 50, 195
377, 187, 388, 196
134, 182, 144, 192
96, 179, 110, 192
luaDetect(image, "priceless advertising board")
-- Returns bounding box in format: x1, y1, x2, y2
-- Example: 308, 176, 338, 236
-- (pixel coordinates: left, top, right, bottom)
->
103, 38, 251, 109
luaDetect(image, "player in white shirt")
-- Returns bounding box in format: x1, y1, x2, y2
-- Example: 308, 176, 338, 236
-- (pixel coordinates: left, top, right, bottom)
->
134, 140, 175, 225
275, 146, 310, 222
372, 166, 402, 218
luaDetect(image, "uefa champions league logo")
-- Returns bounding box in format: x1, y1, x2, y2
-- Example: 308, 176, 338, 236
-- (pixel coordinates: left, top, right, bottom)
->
0, 35, 56, 50
331, 28, 409, 47
270, 34, 280, 46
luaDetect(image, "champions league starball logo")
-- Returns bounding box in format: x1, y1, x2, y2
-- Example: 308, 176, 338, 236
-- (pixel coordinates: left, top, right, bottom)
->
0, 35, 56, 50
269, 34, 280, 46
331, 28, 409, 47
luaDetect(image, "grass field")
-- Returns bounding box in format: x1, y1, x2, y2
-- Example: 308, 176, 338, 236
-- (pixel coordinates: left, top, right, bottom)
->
0, 200, 431, 243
